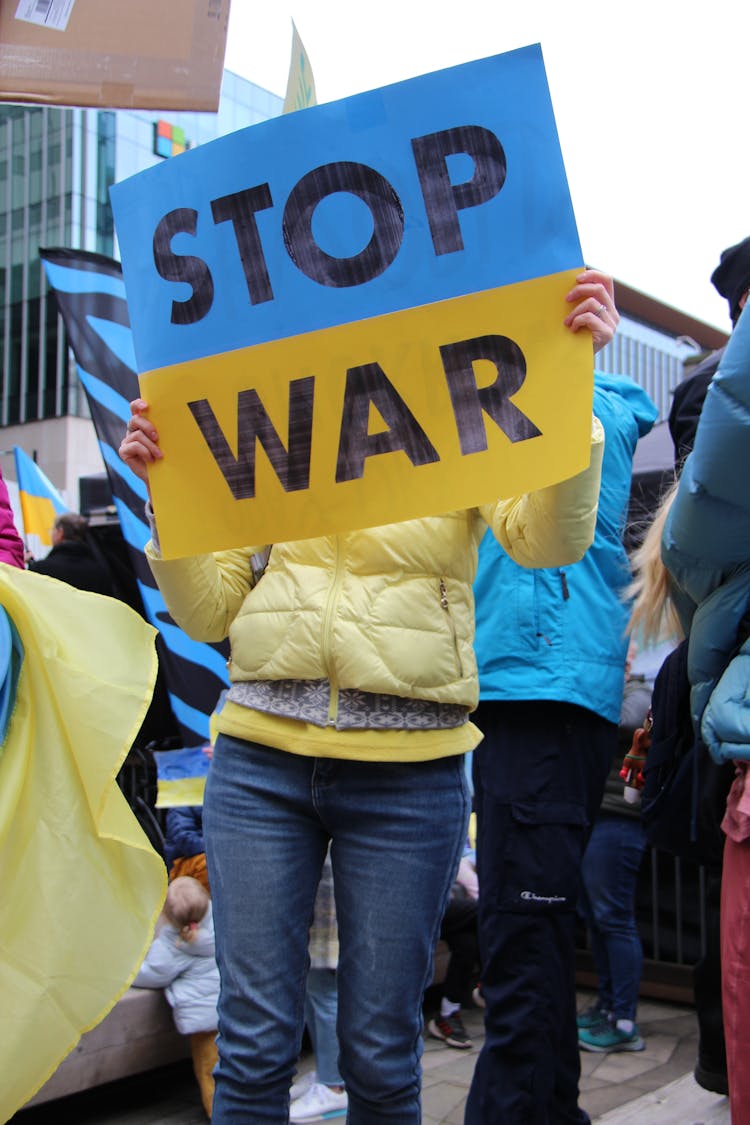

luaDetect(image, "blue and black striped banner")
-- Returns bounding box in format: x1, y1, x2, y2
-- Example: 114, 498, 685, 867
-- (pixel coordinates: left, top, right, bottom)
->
40, 247, 229, 746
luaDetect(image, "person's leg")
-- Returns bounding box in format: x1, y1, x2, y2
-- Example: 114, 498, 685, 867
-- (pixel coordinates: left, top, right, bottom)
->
190, 1030, 219, 1118
290, 968, 347, 1122
466, 701, 613, 1125
721, 834, 750, 1123
427, 897, 479, 1049
305, 968, 343, 1087
694, 863, 728, 1092
577, 863, 613, 1018
321, 754, 470, 1124
203, 735, 328, 1125
579, 814, 646, 1023
440, 897, 480, 1009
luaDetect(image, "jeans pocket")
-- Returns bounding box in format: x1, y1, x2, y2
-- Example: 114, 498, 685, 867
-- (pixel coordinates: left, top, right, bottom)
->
498, 800, 587, 914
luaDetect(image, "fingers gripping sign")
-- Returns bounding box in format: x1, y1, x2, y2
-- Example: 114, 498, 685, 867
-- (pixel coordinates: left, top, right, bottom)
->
119, 399, 162, 490
564, 270, 619, 353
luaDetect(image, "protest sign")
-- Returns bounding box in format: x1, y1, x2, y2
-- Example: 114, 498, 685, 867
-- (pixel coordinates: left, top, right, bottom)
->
111, 43, 591, 558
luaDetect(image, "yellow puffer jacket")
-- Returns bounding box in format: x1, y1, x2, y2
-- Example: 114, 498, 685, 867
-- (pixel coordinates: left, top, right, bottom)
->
147, 423, 603, 714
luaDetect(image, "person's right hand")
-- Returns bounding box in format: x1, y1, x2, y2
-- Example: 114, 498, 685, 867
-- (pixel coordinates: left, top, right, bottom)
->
119, 398, 162, 488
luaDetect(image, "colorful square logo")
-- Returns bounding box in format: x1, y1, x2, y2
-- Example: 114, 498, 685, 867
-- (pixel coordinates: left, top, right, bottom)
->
153, 120, 192, 159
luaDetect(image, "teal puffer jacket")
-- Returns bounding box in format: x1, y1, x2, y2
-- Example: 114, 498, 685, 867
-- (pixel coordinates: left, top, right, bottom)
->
663, 304, 750, 762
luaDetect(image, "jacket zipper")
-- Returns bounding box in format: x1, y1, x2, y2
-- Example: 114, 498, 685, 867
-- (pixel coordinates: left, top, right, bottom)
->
440, 577, 464, 677
322, 539, 344, 726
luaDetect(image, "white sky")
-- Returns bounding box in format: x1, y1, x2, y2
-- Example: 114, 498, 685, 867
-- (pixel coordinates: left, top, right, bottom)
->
224, 0, 747, 333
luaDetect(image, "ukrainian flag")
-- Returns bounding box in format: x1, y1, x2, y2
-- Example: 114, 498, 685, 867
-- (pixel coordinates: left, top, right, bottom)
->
0, 564, 165, 1120
282, 21, 317, 113
153, 744, 211, 807
13, 447, 67, 547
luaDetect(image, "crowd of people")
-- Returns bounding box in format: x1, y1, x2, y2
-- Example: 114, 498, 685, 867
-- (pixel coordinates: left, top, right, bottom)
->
5, 238, 750, 1124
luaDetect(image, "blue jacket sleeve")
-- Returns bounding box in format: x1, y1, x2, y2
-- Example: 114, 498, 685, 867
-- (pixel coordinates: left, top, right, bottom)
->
164, 806, 205, 867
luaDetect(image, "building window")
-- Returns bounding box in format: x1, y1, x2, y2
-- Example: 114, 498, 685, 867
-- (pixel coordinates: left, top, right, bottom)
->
96, 111, 115, 256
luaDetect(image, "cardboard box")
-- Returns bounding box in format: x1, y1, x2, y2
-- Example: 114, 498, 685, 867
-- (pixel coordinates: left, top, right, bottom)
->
0, 0, 230, 111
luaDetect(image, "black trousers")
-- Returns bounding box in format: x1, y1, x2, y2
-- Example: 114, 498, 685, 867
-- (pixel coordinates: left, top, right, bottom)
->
440, 895, 480, 1007
465, 700, 615, 1125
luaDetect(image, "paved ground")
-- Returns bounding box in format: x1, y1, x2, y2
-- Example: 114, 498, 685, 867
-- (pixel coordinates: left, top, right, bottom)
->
578, 994, 729, 1125
597, 1075, 730, 1125
420, 992, 729, 1125
12, 991, 730, 1124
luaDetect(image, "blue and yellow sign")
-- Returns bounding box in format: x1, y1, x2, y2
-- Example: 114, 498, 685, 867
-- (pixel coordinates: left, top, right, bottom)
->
111, 44, 590, 559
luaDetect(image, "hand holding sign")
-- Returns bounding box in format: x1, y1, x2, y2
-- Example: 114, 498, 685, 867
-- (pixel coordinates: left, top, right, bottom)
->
121, 399, 161, 490
564, 270, 619, 352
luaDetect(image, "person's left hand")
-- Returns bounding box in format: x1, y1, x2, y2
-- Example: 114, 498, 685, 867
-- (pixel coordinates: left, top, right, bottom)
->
563, 268, 619, 353
119, 398, 161, 493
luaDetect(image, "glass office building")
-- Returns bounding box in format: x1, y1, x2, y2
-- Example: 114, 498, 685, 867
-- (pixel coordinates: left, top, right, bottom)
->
0, 71, 281, 499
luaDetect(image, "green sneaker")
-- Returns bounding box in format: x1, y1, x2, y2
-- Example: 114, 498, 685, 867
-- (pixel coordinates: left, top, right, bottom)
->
576, 1003, 610, 1030
578, 1020, 645, 1053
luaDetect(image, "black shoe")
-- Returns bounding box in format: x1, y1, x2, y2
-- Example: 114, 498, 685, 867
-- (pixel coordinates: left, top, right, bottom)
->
428, 1012, 473, 1049
694, 1060, 729, 1096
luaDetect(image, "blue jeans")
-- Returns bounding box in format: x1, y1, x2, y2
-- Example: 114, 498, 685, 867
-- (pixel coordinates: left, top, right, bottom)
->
579, 813, 647, 1022
203, 735, 470, 1124
306, 968, 342, 1087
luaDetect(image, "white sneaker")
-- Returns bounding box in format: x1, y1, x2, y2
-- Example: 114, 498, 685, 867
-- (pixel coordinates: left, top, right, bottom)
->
289, 1081, 348, 1122
290, 1069, 317, 1102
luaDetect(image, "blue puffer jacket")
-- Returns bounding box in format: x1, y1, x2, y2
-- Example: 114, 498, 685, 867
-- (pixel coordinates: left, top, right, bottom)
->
662, 304, 750, 762
474, 373, 657, 723
164, 805, 205, 869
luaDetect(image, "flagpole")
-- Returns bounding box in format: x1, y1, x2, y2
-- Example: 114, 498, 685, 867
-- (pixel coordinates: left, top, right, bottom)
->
0, 448, 30, 558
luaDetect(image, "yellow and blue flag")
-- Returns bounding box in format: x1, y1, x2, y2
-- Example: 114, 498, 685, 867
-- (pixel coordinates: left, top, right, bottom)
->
153, 744, 211, 807
13, 446, 67, 547
0, 564, 164, 1121
283, 21, 317, 113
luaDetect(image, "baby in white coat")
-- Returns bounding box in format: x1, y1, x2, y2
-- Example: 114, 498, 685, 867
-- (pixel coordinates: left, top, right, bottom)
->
134, 876, 219, 1118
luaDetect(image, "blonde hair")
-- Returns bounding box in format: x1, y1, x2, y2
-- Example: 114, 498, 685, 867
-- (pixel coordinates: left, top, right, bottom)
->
163, 876, 209, 942
626, 480, 683, 647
